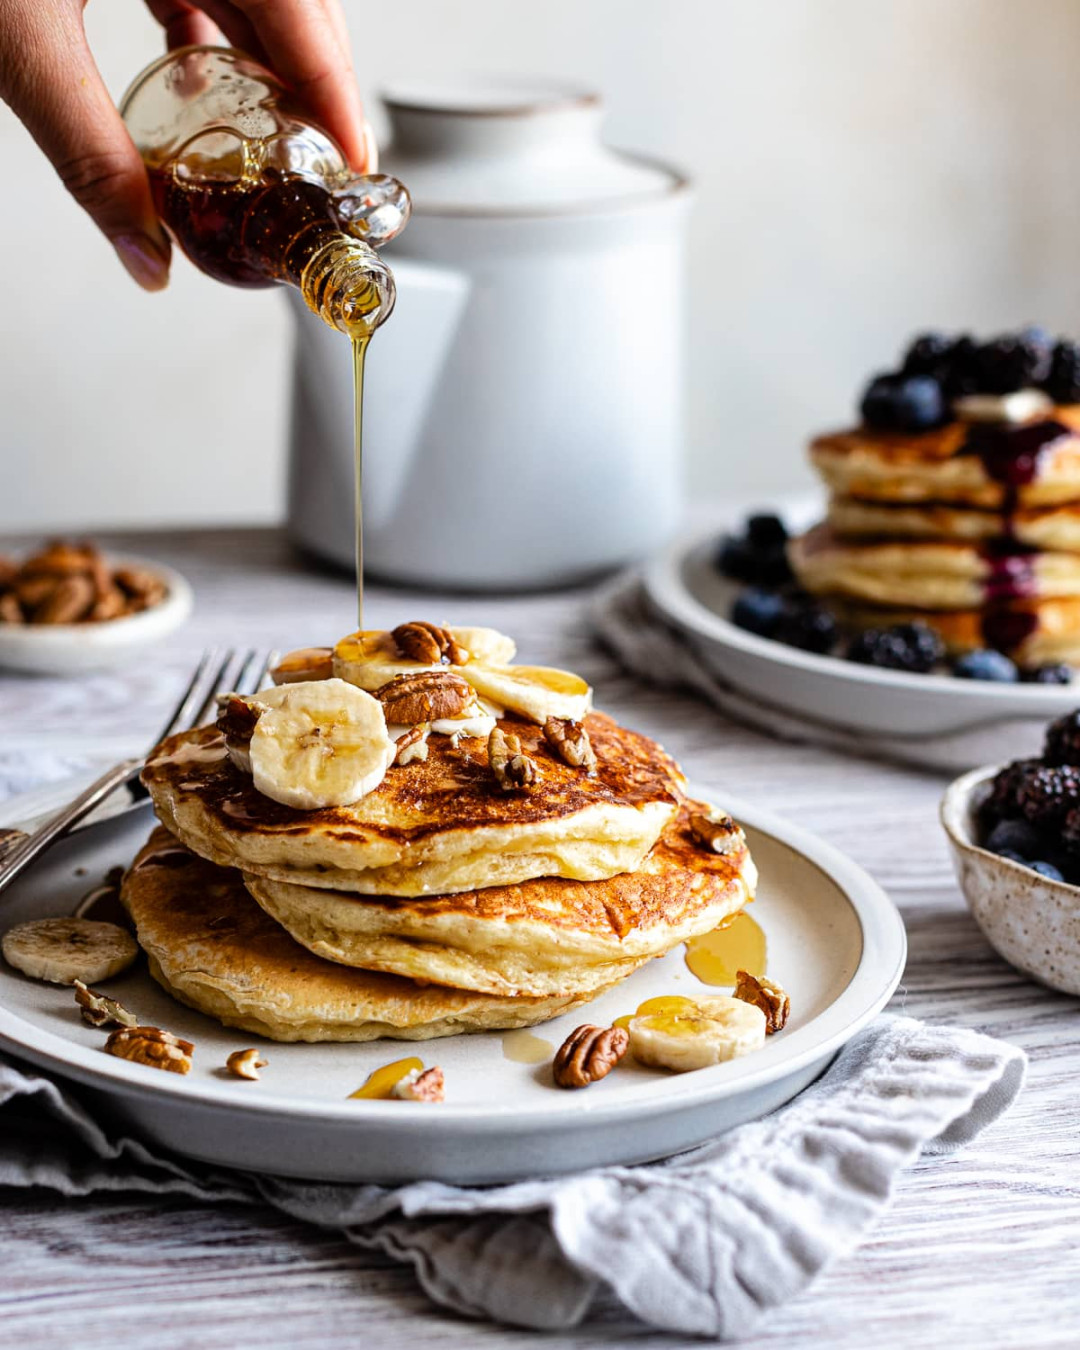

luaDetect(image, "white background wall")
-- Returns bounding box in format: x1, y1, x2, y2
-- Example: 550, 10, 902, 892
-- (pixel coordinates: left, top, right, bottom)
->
2, 0, 1080, 530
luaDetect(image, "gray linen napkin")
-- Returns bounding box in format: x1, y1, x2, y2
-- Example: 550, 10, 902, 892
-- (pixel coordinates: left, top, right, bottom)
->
0, 1014, 1024, 1338
591, 571, 1049, 773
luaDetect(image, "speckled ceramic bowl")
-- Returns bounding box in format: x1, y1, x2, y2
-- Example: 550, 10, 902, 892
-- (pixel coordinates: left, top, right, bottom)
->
942, 766, 1080, 996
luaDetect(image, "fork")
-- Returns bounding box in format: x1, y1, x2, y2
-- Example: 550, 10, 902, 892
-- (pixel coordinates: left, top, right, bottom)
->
0, 647, 275, 898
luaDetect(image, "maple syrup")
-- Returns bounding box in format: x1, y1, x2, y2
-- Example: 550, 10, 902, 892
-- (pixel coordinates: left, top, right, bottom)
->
613, 995, 699, 1033
684, 911, 767, 987
501, 1029, 553, 1064
349, 1056, 423, 1099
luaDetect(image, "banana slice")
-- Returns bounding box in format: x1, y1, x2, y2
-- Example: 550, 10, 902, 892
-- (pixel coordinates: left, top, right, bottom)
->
460, 664, 592, 724
2, 917, 139, 985
628, 996, 766, 1072
333, 626, 516, 690
248, 678, 394, 810
270, 647, 333, 684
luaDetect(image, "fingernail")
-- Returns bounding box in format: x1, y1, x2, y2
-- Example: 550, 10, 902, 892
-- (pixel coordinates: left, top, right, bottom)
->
113, 233, 169, 292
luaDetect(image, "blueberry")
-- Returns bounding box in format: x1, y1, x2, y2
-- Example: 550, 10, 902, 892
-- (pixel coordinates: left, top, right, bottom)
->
995, 849, 1026, 864
860, 374, 947, 432
952, 649, 1020, 682
1028, 859, 1065, 881
746, 513, 788, 551
942, 334, 981, 399
756, 544, 794, 587
845, 622, 944, 674
773, 601, 838, 654
1022, 663, 1073, 685
986, 818, 1042, 858
731, 588, 784, 637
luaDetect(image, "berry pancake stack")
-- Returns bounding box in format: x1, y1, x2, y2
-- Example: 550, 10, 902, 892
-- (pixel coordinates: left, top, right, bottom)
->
789, 329, 1080, 670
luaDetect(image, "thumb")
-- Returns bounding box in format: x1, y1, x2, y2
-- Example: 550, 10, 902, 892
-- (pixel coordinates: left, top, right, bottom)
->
1, 11, 171, 290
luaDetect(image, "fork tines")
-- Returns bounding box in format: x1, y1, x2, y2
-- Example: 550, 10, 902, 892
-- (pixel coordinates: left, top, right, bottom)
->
151, 648, 276, 750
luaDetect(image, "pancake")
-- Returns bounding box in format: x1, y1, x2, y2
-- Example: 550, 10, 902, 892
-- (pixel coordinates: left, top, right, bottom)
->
789, 523, 1080, 611
142, 712, 680, 897
811, 408, 1080, 510
242, 801, 757, 997
122, 829, 607, 1042
827, 594, 1080, 665
827, 495, 1080, 554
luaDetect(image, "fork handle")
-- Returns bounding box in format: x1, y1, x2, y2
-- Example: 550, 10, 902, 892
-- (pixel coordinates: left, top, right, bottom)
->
0, 757, 145, 899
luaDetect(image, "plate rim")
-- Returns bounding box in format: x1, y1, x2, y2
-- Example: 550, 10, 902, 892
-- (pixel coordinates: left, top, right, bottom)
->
0, 780, 907, 1132
643, 526, 1078, 707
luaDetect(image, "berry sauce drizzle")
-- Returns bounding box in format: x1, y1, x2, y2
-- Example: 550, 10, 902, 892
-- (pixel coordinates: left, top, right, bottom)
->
963, 420, 1068, 652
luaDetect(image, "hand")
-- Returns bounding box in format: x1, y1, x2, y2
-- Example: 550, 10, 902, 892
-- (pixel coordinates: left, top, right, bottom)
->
0, 0, 368, 291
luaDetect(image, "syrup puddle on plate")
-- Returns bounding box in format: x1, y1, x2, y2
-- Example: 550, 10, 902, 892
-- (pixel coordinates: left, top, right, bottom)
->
684, 911, 766, 987
501, 1029, 553, 1064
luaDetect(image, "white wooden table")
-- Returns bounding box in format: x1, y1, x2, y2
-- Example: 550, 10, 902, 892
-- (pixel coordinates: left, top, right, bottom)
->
1, 527, 1077, 1349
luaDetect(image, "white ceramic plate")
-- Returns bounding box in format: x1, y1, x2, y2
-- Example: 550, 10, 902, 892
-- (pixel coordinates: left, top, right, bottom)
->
0, 554, 193, 674
0, 780, 905, 1184
643, 528, 1079, 773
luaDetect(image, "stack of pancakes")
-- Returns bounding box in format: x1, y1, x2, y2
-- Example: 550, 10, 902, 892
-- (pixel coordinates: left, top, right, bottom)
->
124, 626, 757, 1042
790, 392, 1080, 667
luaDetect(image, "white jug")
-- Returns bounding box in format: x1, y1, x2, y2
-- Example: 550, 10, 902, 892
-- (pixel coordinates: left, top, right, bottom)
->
286, 79, 691, 589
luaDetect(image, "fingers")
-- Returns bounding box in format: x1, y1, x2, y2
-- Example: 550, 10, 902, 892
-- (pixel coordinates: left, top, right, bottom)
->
0, 3, 170, 289
229, 0, 368, 168
142, 1, 225, 50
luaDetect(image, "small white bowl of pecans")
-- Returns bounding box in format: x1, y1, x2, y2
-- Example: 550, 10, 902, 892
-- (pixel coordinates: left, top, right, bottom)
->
0, 541, 193, 674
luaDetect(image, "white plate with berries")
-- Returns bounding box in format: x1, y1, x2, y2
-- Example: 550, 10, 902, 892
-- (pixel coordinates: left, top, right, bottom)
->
642, 519, 1080, 775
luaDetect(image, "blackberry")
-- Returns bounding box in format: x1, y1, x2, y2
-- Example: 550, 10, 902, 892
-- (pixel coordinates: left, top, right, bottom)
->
1044, 340, 1080, 404
746, 513, 788, 551
773, 600, 838, 654
902, 332, 953, 378
1017, 764, 1080, 829
941, 334, 981, 399
1043, 709, 1080, 765
1022, 663, 1073, 685
974, 332, 1052, 394
952, 649, 1019, 683
716, 536, 758, 583
731, 588, 783, 638
860, 374, 946, 432
980, 758, 1041, 828
845, 622, 944, 673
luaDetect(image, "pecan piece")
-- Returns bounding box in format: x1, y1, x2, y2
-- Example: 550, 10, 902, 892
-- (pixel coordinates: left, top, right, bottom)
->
375, 670, 472, 724
35, 574, 96, 624
733, 970, 790, 1034
20, 541, 98, 579
0, 555, 16, 589
113, 565, 167, 610
689, 807, 745, 855
0, 828, 28, 862
226, 1048, 268, 1080
393, 725, 430, 765
89, 585, 128, 622
392, 621, 468, 666
391, 1066, 445, 1102
553, 1024, 629, 1088
105, 1025, 194, 1074
216, 693, 264, 743
543, 716, 597, 774
73, 979, 137, 1030
0, 593, 23, 624
488, 727, 537, 790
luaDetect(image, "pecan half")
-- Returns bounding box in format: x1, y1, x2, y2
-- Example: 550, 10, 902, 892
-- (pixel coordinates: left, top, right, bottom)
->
488, 727, 537, 790
376, 670, 472, 725
392, 621, 468, 666
89, 585, 128, 622
553, 1024, 629, 1088
0, 593, 22, 625
393, 725, 430, 765
105, 1026, 194, 1074
113, 565, 167, 611
226, 1048, 268, 1080
689, 808, 745, 855
543, 716, 597, 774
392, 1066, 445, 1102
20, 542, 98, 579
35, 574, 96, 624
733, 970, 790, 1034
74, 979, 137, 1030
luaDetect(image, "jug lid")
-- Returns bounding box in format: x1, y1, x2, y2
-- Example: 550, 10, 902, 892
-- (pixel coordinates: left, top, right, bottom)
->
379, 77, 685, 216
